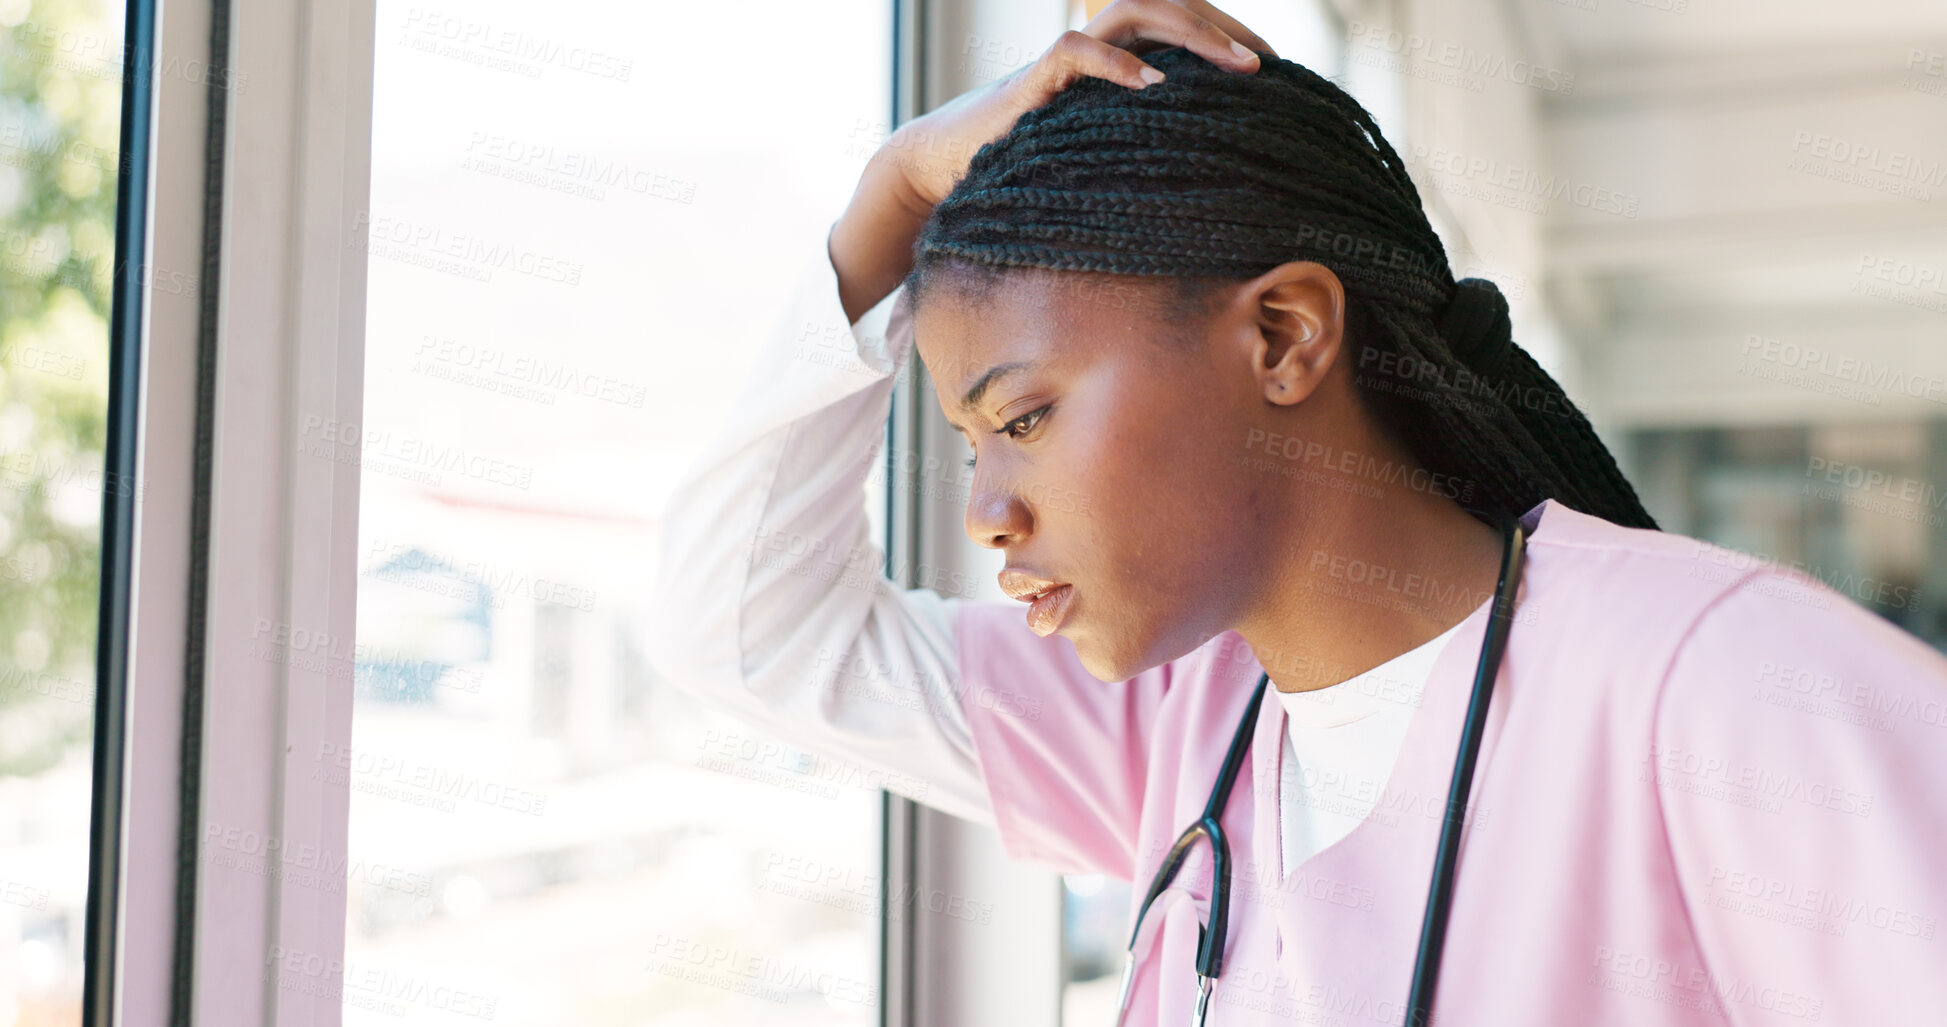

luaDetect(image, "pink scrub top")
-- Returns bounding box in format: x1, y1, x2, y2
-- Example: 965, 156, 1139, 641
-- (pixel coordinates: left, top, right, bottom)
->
956, 497, 1947, 1026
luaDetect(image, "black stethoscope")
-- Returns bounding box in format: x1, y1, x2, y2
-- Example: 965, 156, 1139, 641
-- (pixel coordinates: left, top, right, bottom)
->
1113, 518, 1526, 1027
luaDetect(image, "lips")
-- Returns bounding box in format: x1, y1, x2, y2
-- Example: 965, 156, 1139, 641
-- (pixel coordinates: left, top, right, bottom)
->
999, 569, 1076, 637
1024, 585, 1074, 637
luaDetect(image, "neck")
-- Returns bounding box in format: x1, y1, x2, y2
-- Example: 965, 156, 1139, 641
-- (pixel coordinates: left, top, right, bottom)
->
1235, 451, 1507, 696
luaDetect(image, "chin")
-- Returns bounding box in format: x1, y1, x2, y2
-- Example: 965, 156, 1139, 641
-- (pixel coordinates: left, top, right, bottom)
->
1077, 615, 1221, 684
1074, 637, 1161, 685
1076, 653, 1128, 684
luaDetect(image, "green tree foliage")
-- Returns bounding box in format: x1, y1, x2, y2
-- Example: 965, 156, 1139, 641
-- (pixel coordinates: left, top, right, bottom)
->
0, 0, 123, 776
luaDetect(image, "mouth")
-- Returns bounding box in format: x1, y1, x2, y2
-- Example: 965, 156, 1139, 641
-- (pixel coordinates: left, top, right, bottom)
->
999, 568, 1076, 638
1023, 584, 1075, 637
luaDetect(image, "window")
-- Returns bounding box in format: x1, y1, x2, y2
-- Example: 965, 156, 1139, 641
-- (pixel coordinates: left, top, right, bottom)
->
343, 0, 895, 1022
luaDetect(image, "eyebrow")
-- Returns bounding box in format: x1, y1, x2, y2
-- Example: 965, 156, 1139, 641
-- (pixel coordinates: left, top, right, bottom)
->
946, 360, 1036, 432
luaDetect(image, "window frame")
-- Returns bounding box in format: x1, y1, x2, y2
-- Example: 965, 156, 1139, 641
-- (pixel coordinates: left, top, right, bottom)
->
108, 0, 219, 1019
85, 0, 159, 1019
885, 2, 1073, 1025
116, 0, 379, 1021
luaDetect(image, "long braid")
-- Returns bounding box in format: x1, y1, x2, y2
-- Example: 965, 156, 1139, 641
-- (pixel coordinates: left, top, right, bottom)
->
904, 46, 1658, 531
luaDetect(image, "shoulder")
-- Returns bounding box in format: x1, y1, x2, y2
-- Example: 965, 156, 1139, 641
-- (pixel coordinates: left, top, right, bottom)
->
1514, 499, 1810, 671
1522, 498, 1947, 708
1524, 497, 1770, 594
1651, 554, 1947, 758
1605, 496, 1947, 840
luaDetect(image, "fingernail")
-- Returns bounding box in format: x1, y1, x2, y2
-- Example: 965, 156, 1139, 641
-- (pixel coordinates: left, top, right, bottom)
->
1231, 40, 1257, 61
1139, 66, 1165, 85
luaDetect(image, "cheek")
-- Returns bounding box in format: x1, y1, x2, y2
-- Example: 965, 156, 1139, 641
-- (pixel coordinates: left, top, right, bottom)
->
1061, 404, 1234, 591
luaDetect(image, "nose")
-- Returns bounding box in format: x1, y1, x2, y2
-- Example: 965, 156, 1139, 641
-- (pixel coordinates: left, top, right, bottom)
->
965, 465, 1032, 550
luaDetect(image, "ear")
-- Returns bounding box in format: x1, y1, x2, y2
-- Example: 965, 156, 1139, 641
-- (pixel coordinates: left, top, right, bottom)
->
1229, 260, 1345, 407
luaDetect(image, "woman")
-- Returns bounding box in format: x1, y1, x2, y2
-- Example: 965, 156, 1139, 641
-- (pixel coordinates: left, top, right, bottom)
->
649, 2, 1947, 1023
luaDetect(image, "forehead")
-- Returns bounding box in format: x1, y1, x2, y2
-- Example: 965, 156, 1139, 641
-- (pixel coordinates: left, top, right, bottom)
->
911, 269, 1170, 390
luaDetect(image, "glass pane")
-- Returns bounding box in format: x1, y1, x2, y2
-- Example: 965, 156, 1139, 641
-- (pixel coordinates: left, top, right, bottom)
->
0, 0, 129, 1022
346, 1, 891, 1024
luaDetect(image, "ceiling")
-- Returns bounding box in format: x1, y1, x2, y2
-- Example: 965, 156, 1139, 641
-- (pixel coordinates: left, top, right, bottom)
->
1499, 0, 1947, 425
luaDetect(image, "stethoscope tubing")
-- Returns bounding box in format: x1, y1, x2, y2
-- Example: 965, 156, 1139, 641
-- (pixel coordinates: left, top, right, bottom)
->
1402, 517, 1525, 1026
1114, 517, 1527, 1026
1123, 665, 1269, 984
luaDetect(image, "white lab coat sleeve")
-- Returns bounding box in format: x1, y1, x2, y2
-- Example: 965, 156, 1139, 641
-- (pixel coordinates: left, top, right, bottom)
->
644, 217, 994, 828
1651, 568, 1947, 1026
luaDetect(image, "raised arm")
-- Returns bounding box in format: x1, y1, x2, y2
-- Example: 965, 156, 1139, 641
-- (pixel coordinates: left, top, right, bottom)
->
646, 221, 995, 824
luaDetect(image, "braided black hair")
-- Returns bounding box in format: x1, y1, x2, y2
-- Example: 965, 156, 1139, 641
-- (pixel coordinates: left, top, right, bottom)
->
903, 45, 1658, 531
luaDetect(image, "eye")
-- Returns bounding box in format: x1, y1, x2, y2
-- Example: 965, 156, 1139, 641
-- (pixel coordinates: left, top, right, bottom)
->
963, 405, 1051, 468
999, 405, 1049, 440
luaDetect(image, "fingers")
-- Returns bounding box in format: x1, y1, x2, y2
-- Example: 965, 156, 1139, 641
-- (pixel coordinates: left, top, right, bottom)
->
1037, 29, 1170, 95
1010, 0, 1278, 113
1176, 0, 1279, 59
1085, 0, 1274, 74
